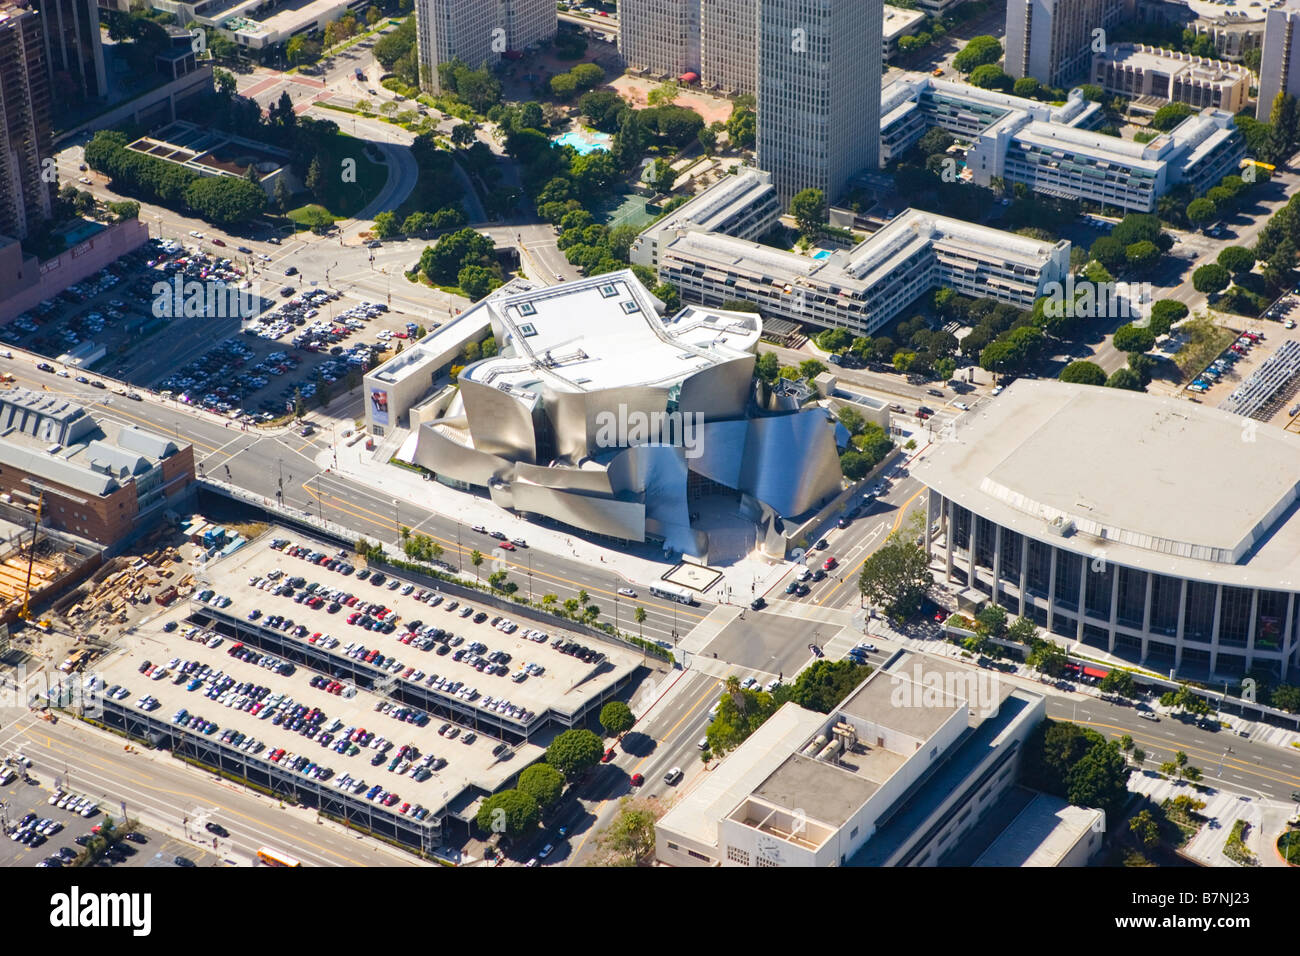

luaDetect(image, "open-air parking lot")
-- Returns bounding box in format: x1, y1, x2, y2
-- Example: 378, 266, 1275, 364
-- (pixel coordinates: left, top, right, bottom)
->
4, 236, 427, 421
0, 754, 215, 868
193, 532, 639, 736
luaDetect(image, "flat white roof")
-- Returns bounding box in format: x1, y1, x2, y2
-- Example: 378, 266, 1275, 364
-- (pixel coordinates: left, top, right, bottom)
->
913, 380, 1300, 588
463, 271, 761, 396
973, 793, 1103, 867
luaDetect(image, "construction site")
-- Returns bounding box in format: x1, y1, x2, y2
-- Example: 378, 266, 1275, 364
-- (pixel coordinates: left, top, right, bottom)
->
0, 515, 99, 631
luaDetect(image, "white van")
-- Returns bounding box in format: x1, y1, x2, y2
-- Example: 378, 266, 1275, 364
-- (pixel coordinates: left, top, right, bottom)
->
697, 736, 709, 750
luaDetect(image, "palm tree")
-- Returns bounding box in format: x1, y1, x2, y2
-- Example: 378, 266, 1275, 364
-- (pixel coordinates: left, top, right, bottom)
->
724, 675, 746, 717
634, 606, 646, 640
578, 589, 589, 607
430, 542, 444, 563
470, 550, 483, 581
541, 593, 557, 607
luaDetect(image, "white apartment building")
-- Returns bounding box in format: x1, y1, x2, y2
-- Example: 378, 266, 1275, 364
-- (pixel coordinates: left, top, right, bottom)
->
880, 74, 1245, 212
629, 168, 780, 270
883, 4, 927, 59
1258, 0, 1300, 120
1093, 43, 1252, 113
415, 0, 554, 91
654, 208, 1070, 338
1005, 0, 1126, 88
619, 0, 702, 79
756, 0, 882, 206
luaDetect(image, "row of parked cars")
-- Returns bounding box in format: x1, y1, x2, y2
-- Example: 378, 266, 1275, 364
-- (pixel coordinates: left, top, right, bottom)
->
1193, 330, 1262, 394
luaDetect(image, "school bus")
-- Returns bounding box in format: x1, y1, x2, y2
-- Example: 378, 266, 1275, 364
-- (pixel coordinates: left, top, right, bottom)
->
256, 847, 301, 867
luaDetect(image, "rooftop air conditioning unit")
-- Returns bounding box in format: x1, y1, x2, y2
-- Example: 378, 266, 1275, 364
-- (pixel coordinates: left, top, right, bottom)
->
1046, 515, 1075, 537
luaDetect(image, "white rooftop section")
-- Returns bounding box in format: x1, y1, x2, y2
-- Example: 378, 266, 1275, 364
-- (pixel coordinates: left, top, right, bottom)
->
973, 793, 1103, 867
1182, 0, 1270, 19
1096, 43, 1251, 83
1012, 119, 1167, 172
655, 702, 827, 849
883, 3, 926, 39
913, 380, 1300, 587
639, 168, 775, 241
662, 209, 1064, 292
463, 271, 761, 396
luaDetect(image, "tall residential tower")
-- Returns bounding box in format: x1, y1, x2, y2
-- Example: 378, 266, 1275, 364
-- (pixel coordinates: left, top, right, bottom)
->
1257, 0, 1300, 120
0, 1, 54, 240
1005, 0, 1125, 89
756, 0, 882, 206
415, 0, 555, 92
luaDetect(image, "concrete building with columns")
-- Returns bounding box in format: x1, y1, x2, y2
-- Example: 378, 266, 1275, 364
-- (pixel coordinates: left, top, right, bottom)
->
912, 380, 1300, 682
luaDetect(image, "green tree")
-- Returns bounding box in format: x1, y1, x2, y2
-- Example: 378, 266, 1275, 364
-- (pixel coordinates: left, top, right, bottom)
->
1192, 263, 1230, 294
517, 764, 565, 811
1149, 299, 1187, 335
789, 659, 872, 712
1007, 616, 1038, 644
1090, 235, 1126, 271
755, 351, 780, 383
1100, 669, 1138, 699
952, 35, 1003, 73
1126, 240, 1161, 270
475, 789, 539, 838
1130, 809, 1160, 849
858, 516, 930, 620
969, 64, 1013, 91
470, 549, 483, 581
1186, 197, 1217, 227
1112, 323, 1156, 353
305, 157, 325, 200
592, 797, 658, 867
1059, 360, 1107, 385
790, 187, 826, 240
599, 701, 635, 737
799, 358, 827, 380
545, 728, 604, 778
1105, 366, 1144, 391
1150, 102, 1195, 131
975, 604, 1008, 638
1027, 639, 1067, 676
1217, 246, 1255, 274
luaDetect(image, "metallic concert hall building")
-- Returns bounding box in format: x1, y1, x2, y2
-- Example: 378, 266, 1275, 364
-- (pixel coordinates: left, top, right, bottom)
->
913, 381, 1300, 681
368, 272, 844, 558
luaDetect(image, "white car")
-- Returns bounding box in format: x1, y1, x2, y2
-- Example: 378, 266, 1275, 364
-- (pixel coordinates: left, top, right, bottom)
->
953, 401, 970, 411
740, 676, 758, 689
991, 385, 1004, 396
617, 587, 636, 597
1137, 710, 1160, 722
56, 368, 69, 377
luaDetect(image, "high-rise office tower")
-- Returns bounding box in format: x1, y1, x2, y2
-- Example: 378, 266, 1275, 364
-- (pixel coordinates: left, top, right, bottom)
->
701, 0, 756, 94
619, 0, 702, 80
33, 0, 104, 101
1258, 0, 1300, 120
415, 0, 555, 92
0, 1, 54, 240
756, 0, 882, 207
1005, 0, 1125, 89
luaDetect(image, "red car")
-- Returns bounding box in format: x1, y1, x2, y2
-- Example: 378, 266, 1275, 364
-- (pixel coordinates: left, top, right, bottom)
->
384, 793, 399, 806
629, 773, 644, 787
498, 541, 516, 551
602, 748, 616, 763
822, 557, 837, 570
934, 609, 949, 623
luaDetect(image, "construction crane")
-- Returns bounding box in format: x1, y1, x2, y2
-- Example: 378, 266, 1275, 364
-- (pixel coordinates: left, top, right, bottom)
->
17, 494, 50, 632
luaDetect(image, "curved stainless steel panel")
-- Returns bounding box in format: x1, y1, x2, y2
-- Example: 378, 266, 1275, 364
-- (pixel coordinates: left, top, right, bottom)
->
511, 481, 647, 541
514, 460, 615, 495
412, 424, 514, 487
740, 409, 844, 516
459, 372, 539, 463
677, 353, 754, 422
690, 419, 749, 489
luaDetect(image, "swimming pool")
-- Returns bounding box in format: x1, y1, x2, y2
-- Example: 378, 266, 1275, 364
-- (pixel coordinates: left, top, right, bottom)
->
812, 249, 831, 260
553, 129, 612, 155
